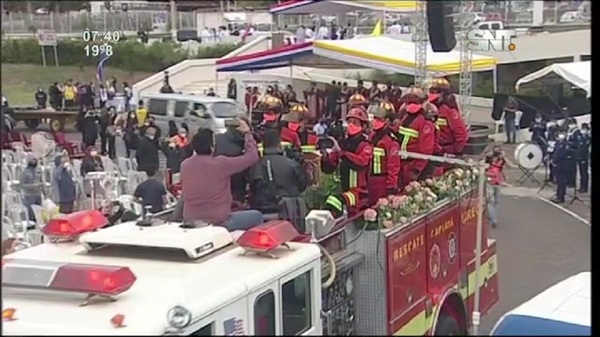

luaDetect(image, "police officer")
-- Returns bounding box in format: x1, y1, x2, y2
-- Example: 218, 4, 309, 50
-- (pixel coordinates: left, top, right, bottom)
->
529, 113, 547, 151
566, 118, 581, 188
248, 128, 308, 213
551, 132, 570, 204
577, 123, 591, 193
545, 119, 560, 183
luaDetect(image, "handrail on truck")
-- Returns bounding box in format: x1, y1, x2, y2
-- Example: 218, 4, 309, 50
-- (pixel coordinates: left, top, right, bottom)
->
399, 150, 489, 336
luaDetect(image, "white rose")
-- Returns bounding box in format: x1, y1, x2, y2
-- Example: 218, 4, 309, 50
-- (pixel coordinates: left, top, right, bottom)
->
472, 168, 479, 176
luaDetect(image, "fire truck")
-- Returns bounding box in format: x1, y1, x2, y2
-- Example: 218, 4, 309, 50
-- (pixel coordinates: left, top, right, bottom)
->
2, 158, 498, 336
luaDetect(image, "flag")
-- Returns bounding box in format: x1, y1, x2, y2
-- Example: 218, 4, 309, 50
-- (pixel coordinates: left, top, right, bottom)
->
96, 50, 112, 83
371, 20, 382, 37
223, 317, 244, 336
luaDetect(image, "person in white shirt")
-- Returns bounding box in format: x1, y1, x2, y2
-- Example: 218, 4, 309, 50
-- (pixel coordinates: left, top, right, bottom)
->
201, 27, 211, 42
316, 25, 329, 40
305, 27, 314, 39
295, 25, 306, 44
313, 119, 327, 136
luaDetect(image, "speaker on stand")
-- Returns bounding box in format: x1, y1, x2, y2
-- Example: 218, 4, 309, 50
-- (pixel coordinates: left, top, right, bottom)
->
426, 1, 458, 52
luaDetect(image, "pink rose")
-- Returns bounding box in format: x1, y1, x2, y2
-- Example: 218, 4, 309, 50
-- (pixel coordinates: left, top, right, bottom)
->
383, 220, 394, 228
390, 196, 405, 208
377, 198, 389, 207
425, 178, 434, 186
404, 185, 413, 193
363, 208, 378, 222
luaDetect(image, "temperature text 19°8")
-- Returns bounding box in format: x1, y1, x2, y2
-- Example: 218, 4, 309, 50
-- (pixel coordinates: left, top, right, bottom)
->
84, 44, 113, 57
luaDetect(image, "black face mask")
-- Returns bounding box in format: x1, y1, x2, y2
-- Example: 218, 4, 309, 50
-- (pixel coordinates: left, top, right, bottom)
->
28, 161, 38, 168
493, 150, 502, 156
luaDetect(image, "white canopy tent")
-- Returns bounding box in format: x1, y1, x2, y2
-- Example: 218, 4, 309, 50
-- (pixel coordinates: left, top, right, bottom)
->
515, 61, 591, 97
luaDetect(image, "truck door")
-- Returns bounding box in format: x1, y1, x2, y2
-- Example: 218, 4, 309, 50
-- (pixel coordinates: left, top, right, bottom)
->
249, 281, 280, 335
278, 261, 322, 336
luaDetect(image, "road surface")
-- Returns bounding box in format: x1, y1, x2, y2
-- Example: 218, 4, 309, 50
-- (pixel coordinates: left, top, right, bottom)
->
478, 187, 591, 333
16, 126, 592, 334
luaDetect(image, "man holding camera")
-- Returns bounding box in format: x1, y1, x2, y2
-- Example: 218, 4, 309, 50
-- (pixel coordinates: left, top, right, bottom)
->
248, 129, 308, 213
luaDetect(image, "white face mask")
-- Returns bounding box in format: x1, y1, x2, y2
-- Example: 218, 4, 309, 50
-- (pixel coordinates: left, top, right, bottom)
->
535, 118, 542, 123
568, 124, 577, 130
547, 122, 556, 127
557, 134, 566, 141
147, 135, 155, 140
90, 151, 98, 157
581, 130, 589, 135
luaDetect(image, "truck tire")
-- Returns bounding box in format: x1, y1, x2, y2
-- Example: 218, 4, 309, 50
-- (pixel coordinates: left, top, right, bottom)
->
25, 119, 40, 130
434, 315, 462, 336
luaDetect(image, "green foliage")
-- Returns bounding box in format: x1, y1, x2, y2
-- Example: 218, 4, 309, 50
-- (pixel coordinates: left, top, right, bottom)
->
303, 173, 342, 210
1, 39, 239, 73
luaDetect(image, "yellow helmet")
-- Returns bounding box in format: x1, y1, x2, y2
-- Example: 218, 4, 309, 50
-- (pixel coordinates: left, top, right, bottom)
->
401, 87, 426, 104
428, 77, 451, 91
261, 95, 283, 109
289, 103, 308, 114
348, 93, 368, 107
367, 100, 395, 118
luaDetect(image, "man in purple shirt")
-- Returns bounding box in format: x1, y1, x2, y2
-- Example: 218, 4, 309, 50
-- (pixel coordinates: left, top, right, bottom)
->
180, 118, 263, 231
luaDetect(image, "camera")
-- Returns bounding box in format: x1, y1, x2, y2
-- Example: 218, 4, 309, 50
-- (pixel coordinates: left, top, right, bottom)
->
284, 147, 304, 164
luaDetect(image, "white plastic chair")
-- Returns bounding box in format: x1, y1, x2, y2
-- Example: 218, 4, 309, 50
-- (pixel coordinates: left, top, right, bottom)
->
117, 157, 133, 174
6, 204, 35, 233
2, 150, 16, 165
165, 192, 178, 209
3, 191, 22, 213
29, 204, 47, 230
27, 204, 47, 246
117, 195, 142, 215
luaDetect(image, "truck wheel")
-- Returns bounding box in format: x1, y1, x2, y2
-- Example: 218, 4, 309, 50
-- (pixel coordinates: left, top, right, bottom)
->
434, 315, 462, 336
25, 119, 40, 130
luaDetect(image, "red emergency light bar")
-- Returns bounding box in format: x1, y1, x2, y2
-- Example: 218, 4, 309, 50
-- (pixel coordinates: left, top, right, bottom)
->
42, 210, 108, 238
237, 220, 299, 252
2, 259, 137, 296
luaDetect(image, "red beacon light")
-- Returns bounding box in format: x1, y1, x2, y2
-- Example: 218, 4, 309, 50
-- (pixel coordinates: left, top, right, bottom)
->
42, 210, 108, 239
2, 259, 137, 305
237, 220, 299, 253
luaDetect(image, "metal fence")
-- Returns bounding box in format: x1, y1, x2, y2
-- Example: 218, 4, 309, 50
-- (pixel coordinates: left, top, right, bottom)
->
1, 11, 198, 34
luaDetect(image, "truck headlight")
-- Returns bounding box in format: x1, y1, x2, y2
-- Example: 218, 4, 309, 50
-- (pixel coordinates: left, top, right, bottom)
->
167, 305, 192, 329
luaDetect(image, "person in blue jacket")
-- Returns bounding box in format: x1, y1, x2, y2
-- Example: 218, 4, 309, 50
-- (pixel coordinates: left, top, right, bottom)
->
52, 153, 77, 214
551, 132, 572, 204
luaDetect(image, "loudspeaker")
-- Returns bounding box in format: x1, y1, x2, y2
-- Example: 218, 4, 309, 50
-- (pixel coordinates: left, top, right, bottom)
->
426, 1, 457, 52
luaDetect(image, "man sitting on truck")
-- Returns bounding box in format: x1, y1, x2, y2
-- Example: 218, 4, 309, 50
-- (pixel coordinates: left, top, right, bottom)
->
180, 119, 264, 231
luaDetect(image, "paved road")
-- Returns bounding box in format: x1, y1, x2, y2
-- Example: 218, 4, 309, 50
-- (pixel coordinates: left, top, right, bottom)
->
478, 189, 591, 334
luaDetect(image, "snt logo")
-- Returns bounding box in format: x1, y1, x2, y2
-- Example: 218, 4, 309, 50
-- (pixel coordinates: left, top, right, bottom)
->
466, 29, 517, 52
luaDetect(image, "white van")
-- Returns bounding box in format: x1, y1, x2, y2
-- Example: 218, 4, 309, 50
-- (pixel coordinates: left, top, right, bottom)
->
140, 93, 245, 135
491, 272, 590, 336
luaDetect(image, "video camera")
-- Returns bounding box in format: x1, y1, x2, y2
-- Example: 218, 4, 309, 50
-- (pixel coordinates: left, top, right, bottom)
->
284, 146, 304, 164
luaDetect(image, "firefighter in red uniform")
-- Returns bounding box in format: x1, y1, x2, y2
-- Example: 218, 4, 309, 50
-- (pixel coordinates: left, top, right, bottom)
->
396, 87, 436, 188
427, 77, 468, 156
422, 102, 445, 177
322, 108, 373, 218
258, 96, 301, 155
286, 103, 319, 154
367, 101, 401, 205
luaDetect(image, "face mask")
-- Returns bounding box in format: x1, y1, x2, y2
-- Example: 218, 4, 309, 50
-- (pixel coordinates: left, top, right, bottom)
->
147, 135, 155, 140
347, 124, 362, 136
557, 120, 564, 127
28, 161, 38, 168
372, 119, 386, 130
63, 162, 71, 169
287, 122, 300, 132
90, 151, 98, 157
144, 122, 150, 127
557, 134, 566, 141
493, 149, 501, 155
568, 124, 577, 130
547, 122, 556, 127
179, 132, 187, 138
582, 130, 588, 135
535, 118, 542, 123
169, 142, 176, 148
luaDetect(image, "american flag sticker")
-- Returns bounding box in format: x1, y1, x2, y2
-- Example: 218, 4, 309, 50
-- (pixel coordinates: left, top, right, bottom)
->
223, 317, 245, 336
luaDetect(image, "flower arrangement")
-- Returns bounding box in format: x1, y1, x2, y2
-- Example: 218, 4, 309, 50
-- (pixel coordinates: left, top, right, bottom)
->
303, 173, 342, 210
363, 167, 480, 230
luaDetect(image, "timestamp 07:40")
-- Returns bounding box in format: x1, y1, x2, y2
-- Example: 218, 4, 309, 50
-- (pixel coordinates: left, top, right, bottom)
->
84, 44, 113, 57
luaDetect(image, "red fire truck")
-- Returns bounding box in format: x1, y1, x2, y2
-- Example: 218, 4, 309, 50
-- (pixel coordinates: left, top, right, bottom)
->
2, 159, 497, 335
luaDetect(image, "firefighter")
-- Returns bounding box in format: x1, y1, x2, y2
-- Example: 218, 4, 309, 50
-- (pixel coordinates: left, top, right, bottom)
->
288, 104, 319, 155
422, 102, 445, 177
257, 96, 301, 156
366, 101, 400, 205
396, 88, 436, 188
427, 77, 468, 157
260, 95, 284, 126
322, 107, 373, 218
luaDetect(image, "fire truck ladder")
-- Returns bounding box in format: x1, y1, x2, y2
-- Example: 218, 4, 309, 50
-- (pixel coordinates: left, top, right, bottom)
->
413, 0, 428, 87
399, 150, 489, 335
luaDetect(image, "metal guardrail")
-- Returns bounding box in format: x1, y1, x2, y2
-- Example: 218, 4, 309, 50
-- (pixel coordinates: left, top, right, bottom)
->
1, 11, 197, 34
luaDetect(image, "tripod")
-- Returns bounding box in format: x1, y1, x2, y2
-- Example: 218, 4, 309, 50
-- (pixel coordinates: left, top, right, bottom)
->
537, 156, 553, 193
568, 186, 586, 206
